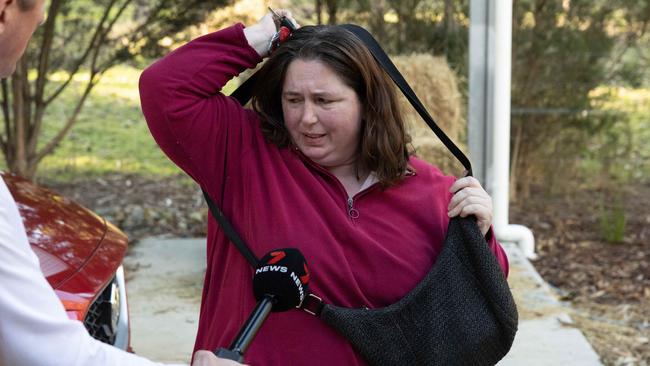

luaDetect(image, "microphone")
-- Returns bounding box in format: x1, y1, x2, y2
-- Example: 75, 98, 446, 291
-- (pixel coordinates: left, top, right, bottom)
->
214, 248, 311, 363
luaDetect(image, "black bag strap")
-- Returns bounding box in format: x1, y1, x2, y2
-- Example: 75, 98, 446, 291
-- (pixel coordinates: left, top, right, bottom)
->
340, 24, 472, 176
202, 190, 259, 267
202, 25, 473, 312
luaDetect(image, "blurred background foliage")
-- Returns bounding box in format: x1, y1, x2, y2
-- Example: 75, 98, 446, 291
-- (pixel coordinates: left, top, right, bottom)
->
1, 0, 649, 203
2, 2, 647, 361
1, 0, 228, 179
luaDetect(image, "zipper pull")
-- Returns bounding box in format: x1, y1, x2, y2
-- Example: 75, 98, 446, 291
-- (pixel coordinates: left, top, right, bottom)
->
347, 197, 360, 219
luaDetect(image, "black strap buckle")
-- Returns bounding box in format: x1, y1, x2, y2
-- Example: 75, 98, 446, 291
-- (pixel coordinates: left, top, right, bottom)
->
300, 293, 324, 317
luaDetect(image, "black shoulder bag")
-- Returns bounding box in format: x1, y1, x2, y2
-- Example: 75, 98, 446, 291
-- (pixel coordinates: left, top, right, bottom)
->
202, 24, 518, 366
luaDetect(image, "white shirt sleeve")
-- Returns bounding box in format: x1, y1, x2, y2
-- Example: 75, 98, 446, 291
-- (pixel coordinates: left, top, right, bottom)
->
0, 177, 186, 366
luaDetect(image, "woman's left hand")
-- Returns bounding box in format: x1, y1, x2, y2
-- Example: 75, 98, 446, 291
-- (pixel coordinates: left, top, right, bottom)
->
447, 176, 493, 237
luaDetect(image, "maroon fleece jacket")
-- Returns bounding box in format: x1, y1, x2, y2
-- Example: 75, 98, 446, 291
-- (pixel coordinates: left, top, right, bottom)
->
139, 23, 509, 366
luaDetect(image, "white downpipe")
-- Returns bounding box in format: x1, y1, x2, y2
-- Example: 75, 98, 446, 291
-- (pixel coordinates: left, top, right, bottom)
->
491, 0, 537, 259
495, 224, 537, 259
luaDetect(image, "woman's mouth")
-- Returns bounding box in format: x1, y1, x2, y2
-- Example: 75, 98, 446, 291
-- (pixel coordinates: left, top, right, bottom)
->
303, 133, 326, 144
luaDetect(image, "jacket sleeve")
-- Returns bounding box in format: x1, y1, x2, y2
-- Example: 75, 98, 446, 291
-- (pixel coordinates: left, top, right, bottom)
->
139, 23, 263, 196
0, 179, 185, 366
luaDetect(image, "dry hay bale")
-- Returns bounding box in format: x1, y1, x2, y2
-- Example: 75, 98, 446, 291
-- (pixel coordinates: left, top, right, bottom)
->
392, 54, 467, 175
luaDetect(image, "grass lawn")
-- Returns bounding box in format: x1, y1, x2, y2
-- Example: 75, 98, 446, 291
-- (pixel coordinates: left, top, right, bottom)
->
33, 65, 239, 183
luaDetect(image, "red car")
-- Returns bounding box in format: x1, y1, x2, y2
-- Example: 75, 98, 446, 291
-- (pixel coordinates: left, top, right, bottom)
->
3, 172, 131, 350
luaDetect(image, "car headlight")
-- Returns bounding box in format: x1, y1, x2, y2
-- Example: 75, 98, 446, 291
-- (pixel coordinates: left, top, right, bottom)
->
109, 281, 120, 333
83, 265, 129, 350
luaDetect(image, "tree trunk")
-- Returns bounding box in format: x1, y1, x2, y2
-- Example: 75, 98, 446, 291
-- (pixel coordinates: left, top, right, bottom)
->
315, 0, 323, 25
443, 0, 456, 55
10, 61, 29, 177
509, 121, 524, 203
325, 0, 337, 25
369, 1, 387, 45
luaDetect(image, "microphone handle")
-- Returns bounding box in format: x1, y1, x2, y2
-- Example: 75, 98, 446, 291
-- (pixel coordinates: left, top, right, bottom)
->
214, 348, 244, 363
213, 295, 275, 362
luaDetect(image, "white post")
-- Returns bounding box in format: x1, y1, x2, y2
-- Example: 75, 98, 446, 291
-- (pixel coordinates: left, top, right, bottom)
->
491, 0, 513, 229
469, 0, 537, 258
468, 0, 490, 185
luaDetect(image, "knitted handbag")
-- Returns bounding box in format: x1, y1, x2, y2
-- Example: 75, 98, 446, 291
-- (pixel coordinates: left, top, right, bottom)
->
317, 216, 518, 365
203, 24, 518, 366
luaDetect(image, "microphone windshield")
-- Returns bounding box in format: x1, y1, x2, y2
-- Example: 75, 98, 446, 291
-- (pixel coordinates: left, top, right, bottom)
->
253, 248, 311, 312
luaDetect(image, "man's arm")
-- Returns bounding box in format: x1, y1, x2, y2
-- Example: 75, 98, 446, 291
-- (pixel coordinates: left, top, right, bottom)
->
0, 177, 185, 366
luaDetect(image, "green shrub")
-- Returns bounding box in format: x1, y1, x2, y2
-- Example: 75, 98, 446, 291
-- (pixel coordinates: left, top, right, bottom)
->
599, 193, 627, 243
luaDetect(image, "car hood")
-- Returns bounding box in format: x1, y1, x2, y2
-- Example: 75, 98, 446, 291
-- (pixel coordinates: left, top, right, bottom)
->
3, 173, 107, 288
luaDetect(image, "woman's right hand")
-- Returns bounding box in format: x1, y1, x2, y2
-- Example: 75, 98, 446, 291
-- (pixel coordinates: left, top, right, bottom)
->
243, 9, 299, 57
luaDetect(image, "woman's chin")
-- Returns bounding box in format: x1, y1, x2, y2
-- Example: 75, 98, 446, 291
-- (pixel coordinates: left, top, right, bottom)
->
299, 146, 328, 161
305, 154, 330, 166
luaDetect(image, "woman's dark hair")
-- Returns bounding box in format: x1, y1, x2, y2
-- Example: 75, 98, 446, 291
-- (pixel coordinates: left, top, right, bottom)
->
252, 25, 411, 187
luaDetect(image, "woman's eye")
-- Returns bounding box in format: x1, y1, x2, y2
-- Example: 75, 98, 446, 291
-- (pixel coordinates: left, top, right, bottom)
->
317, 98, 332, 104
286, 98, 301, 104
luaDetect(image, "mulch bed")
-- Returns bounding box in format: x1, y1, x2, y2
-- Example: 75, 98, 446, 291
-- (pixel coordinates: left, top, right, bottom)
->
511, 183, 650, 365
45, 174, 208, 242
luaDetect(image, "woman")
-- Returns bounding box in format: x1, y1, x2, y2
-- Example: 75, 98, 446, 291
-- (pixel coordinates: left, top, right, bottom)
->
140, 10, 509, 366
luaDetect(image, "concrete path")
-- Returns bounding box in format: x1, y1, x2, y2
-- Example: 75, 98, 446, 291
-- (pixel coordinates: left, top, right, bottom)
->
497, 243, 602, 365
125, 238, 603, 365
124, 238, 205, 363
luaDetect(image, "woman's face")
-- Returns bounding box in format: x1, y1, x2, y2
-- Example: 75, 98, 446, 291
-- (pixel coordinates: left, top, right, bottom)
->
282, 59, 363, 170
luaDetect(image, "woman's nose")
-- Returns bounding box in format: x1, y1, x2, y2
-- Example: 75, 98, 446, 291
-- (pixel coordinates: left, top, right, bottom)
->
300, 102, 318, 125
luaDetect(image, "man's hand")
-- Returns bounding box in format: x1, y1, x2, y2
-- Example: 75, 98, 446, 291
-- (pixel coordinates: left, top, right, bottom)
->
192, 350, 249, 366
